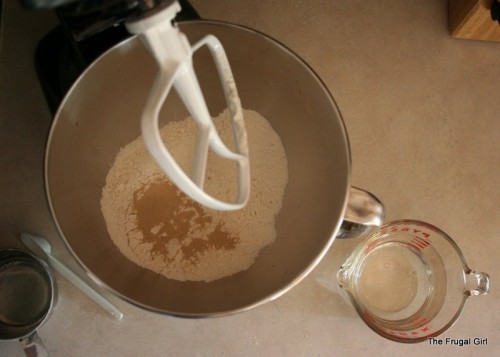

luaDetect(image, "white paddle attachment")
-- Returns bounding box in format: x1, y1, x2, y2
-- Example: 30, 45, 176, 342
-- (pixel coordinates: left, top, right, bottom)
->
126, 1, 250, 211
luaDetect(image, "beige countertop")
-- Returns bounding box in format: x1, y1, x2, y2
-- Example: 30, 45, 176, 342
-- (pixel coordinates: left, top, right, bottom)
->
1, 0, 498, 356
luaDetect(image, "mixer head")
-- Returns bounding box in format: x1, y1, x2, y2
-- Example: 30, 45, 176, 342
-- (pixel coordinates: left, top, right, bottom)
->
20, 0, 183, 40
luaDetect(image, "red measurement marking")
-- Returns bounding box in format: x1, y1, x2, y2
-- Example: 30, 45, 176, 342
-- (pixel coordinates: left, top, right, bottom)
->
383, 226, 432, 238
421, 326, 430, 332
410, 315, 421, 323
413, 316, 428, 323
408, 241, 422, 251
363, 241, 377, 253
412, 240, 426, 250
414, 236, 431, 247
418, 318, 429, 325
411, 331, 419, 335
409, 317, 430, 329
409, 236, 432, 251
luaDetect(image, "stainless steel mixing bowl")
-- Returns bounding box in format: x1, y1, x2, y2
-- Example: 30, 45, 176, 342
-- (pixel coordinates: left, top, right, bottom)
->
45, 21, 378, 316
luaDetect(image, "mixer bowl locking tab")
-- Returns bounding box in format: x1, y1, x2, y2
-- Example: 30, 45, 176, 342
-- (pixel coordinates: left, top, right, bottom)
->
125, 0, 250, 211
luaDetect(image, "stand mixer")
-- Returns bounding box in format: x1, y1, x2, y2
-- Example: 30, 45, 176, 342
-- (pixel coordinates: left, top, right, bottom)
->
27, 0, 385, 316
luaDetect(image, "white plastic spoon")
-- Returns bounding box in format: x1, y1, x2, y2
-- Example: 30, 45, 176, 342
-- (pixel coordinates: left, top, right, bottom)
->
20, 233, 123, 320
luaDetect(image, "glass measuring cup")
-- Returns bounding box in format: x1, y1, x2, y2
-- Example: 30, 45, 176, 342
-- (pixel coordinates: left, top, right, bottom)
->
337, 220, 490, 343
0, 248, 57, 356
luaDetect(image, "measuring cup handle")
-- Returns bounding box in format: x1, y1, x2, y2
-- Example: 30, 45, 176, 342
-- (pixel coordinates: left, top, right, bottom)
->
19, 331, 49, 357
337, 186, 385, 239
465, 270, 490, 296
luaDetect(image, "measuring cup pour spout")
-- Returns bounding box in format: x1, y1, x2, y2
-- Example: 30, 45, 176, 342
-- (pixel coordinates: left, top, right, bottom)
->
337, 251, 362, 291
337, 266, 350, 290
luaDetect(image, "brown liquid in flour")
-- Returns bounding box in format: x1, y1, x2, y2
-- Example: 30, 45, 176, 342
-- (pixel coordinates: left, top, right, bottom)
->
131, 178, 239, 266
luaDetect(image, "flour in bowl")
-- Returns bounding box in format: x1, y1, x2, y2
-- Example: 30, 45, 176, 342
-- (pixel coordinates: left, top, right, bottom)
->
100, 109, 288, 282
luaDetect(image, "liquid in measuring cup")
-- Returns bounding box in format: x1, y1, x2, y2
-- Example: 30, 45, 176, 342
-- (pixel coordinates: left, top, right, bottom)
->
352, 241, 445, 322
0, 262, 52, 327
